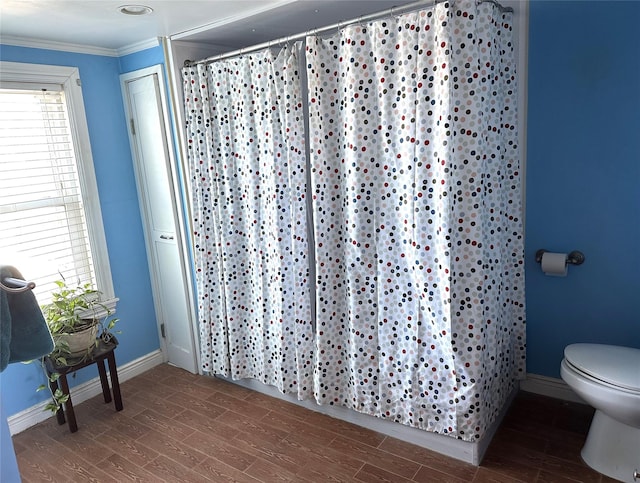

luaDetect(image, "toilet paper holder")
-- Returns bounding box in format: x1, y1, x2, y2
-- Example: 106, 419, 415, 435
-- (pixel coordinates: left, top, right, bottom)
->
535, 249, 585, 266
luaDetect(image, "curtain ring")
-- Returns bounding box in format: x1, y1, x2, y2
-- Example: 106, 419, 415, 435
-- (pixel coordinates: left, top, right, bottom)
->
390, 6, 401, 23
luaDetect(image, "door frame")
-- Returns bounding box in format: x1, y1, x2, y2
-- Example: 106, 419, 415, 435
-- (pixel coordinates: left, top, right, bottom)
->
120, 64, 200, 373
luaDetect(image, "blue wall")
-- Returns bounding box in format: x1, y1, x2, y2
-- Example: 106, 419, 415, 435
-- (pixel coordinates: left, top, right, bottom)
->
119, 45, 166, 74
525, 1, 640, 377
0, 44, 166, 415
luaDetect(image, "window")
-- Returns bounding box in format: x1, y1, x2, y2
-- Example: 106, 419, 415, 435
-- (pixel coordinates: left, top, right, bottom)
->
0, 62, 114, 307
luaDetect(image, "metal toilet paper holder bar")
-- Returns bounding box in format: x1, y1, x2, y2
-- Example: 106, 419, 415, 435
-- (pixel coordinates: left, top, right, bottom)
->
535, 249, 585, 266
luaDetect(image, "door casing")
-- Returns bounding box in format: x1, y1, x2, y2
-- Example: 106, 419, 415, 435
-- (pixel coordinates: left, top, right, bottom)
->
120, 65, 199, 374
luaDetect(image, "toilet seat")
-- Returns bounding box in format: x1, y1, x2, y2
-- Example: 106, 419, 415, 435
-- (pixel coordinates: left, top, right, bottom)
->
564, 343, 640, 393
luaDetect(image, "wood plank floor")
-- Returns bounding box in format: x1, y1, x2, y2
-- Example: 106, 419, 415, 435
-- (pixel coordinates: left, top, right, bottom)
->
12, 364, 617, 482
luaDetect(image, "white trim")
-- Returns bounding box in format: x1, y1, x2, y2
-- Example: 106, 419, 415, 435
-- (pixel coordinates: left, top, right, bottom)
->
160, 39, 203, 375
116, 38, 161, 57
7, 350, 163, 435
119, 65, 171, 365
162, 38, 193, 237
66, 74, 116, 299
0, 35, 160, 58
219, 376, 518, 466
509, 0, 528, 226
119, 65, 199, 374
0, 62, 81, 93
0, 61, 115, 301
520, 373, 586, 404
0, 36, 118, 57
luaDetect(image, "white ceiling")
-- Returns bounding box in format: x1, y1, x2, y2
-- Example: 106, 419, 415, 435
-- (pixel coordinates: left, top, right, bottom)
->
0, 0, 419, 55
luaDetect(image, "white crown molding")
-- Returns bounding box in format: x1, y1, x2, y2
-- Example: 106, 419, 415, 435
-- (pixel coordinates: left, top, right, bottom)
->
1, 35, 161, 58
0, 35, 119, 57
116, 37, 161, 57
7, 349, 164, 435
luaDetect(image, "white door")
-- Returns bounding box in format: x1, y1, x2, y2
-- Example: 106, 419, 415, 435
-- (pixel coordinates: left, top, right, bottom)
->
121, 66, 198, 374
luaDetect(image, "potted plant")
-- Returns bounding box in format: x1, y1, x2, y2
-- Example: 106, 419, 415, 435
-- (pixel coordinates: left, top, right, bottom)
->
36, 279, 119, 412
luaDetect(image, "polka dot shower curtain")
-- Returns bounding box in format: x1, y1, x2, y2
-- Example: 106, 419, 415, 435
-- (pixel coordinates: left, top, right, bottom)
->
182, 45, 315, 399
306, 0, 525, 441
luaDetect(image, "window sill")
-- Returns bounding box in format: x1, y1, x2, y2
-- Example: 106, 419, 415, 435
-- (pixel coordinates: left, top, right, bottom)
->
77, 297, 119, 320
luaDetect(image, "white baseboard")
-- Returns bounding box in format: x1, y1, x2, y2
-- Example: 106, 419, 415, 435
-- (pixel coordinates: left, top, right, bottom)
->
8, 350, 164, 435
219, 376, 518, 466
519, 373, 585, 404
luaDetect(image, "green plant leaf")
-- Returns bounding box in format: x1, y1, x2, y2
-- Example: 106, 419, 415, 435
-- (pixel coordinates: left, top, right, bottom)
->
44, 402, 59, 412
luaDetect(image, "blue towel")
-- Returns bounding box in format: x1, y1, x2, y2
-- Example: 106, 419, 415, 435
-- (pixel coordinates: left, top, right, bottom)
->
0, 266, 54, 372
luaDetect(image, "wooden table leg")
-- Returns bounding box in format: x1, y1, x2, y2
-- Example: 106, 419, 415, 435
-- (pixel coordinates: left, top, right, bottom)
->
106, 352, 123, 411
97, 358, 112, 403
49, 377, 66, 426
57, 374, 77, 433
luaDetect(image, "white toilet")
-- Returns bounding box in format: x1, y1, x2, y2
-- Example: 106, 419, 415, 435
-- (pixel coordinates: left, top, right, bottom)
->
560, 343, 640, 482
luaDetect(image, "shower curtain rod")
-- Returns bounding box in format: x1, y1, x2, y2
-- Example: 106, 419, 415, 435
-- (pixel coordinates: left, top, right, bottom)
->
184, 0, 513, 67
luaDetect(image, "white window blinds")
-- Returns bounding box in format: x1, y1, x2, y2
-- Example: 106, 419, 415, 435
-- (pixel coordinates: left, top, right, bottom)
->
0, 86, 96, 304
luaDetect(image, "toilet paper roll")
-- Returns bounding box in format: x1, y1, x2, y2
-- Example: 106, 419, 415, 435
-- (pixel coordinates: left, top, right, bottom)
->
541, 252, 568, 277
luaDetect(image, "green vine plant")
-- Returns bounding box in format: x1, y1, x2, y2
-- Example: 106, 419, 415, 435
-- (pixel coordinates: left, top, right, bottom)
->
37, 371, 70, 413
30, 279, 120, 413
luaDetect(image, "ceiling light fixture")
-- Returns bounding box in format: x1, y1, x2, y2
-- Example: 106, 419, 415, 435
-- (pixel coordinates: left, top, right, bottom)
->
118, 5, 153, 16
